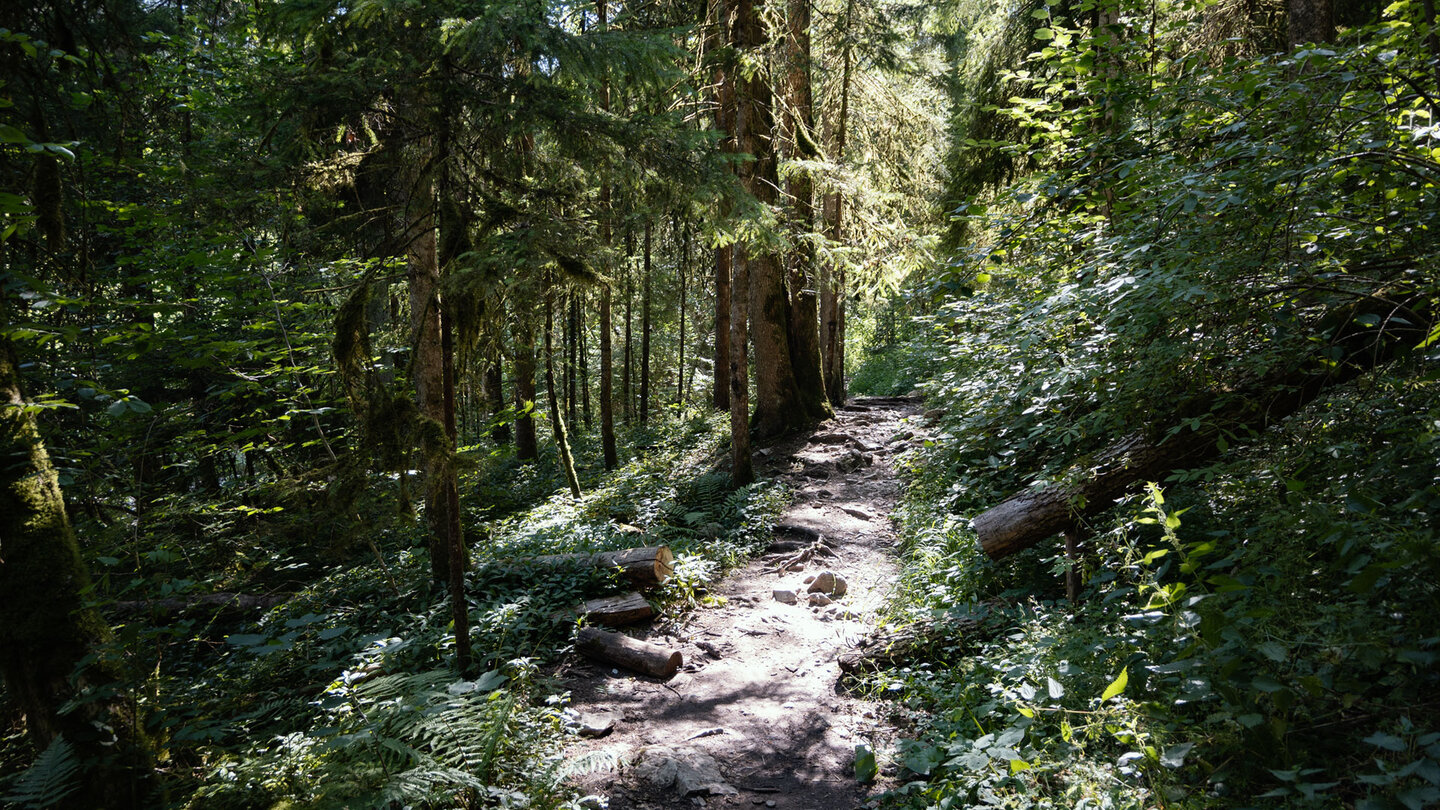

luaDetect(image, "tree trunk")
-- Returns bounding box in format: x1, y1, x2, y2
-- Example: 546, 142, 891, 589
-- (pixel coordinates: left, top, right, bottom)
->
820, 0, 855, 406
407, 186, 451, 585
545, 278, 584, 498
1288, 0, 1333, 45
484, 351, 509, 446
598, 0, 618, 467
733, 0, 808, 439
566, 292, 579, 428
1, 337, 153, 809
515, 317, 539, 461
623, 228, 634, 424
640, 221, 653, 425
710, 0, 735, 413
714, 245, 733, 412
576, 627, 682, 678
974, 294, 1432, 559
578, 294, 592, 429
783, 0, 831, 422
729, 250, 755, 486
677, 220, 688, 409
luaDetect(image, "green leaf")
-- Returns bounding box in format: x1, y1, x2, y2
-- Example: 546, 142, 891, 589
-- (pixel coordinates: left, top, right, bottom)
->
1047, 677, 1064, 699
1101, 667, 1128, 702
1363, 731, 1407, 752
854, 744, 878, 783
1160, 742, 1193, 769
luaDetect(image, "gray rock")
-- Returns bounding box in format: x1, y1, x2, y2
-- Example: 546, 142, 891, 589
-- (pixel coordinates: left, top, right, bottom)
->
576, 711, 617, 738
772, 589, 798, 604
633, 747, 739, 797
808, 592, 833, 607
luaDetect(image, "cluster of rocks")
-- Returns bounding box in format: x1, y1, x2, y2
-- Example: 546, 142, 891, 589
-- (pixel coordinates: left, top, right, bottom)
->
771, 569, 856, 620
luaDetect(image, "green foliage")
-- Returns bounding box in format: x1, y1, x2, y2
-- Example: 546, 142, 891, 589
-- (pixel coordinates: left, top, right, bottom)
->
2, 736, 79, 810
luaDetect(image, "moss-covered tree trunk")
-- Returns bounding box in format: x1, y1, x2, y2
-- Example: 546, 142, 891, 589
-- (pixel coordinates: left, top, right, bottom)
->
545, 277, 583, 498
640, 221, 653, 425
1, 337, 152, 808
782, 0, 832, 422
733, 0, 808, 439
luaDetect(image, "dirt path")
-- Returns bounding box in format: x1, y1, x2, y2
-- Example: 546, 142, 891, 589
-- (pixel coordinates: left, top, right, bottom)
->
563, 398, 923, 810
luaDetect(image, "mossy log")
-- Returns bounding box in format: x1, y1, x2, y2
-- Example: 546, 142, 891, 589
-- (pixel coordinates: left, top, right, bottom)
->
974, 291, 1432, 559
529, 546, 674, 588
576, 627, 682, 678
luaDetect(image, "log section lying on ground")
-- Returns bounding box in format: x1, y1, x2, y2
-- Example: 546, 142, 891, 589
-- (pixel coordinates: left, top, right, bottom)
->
974, 291, 1432, 559
108, 592, 288, 619
528, 546, 674, 587
576, 627, 682, 678
553, 592, 655, 627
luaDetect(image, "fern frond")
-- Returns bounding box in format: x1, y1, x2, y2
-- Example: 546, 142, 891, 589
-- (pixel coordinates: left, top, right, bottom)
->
3, 735, 80, 810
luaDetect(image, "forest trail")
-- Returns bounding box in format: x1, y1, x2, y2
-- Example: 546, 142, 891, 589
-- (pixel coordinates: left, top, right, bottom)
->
563, 397, 924, 809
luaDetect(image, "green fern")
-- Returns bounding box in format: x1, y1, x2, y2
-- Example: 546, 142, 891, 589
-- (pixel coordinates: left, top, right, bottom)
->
3, 736, 80, 810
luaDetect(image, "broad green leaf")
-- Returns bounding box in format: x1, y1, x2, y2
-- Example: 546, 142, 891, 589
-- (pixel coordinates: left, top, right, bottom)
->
1101, 667, 1128, 702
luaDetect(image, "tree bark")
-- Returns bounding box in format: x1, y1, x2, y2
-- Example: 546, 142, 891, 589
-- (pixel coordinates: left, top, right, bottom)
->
484, 351, 509, 446
406, 183, 451, 586
623, 228, 634, 424
598, 0, 618, 468
519, 545, 675, 587
783, 0, 831, 422
1, 337, 153, 808
733, 0, 808, 439
1288, 0, 1333, 46
974, 294, 1432, 559
710, 0, 735, 413
640, 221, 653, 425
553, 593, 655, 627
678, 220, 689, 409
820, 0, 855, 406
576, 627, 682, 678
729, 250, 755, 486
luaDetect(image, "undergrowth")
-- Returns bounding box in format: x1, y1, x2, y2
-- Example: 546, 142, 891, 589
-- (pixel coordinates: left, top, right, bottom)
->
0, 410, 784, 809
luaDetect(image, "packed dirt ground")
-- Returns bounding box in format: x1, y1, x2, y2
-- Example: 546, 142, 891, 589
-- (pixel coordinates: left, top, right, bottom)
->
562, 397, 925, 809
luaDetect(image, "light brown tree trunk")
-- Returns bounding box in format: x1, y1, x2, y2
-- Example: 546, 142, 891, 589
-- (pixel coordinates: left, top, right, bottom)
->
783, 0, 831, 421
1, 337, 153, 808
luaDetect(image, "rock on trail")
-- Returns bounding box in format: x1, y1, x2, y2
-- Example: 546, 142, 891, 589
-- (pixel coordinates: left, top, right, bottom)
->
561, 397, 923, 809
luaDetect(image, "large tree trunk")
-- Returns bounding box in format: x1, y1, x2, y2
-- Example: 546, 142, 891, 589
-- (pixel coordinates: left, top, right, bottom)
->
729, 250, 755, 486
974, 294, 1432, 559
406, 186, 451, 586
623, 229, 634, 424
820, 0, 855, 406
677, 220, 688, 409
709, 0, 735, 413
783, 0, 831, 422
1, 337, 153, 809
598, 0, 619, 468
1288, 0, 1333, 46
514, 317, 539, 461
640, 221, 653, 425
733, 0, 808, 439
484, 350, 509, 446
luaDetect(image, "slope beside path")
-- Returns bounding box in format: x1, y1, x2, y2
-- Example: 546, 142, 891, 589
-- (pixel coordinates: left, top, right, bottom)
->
564, 397, 923, 810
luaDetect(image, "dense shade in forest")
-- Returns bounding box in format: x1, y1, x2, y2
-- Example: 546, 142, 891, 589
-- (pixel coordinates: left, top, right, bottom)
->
2, 0, 1437, 805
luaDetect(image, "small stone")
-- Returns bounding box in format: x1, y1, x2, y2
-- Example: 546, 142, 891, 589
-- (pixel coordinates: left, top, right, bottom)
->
767, 802, 777, 808
809, 593, 833, 607
772, 589, 798, 605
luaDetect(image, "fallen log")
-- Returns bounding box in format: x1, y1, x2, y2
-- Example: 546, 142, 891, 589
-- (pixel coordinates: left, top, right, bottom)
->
974, 290, 1432, 559
527, 546, 674, 588
552, 592, 655, 627
108, 592, 288, 619
576, 627, 682, 678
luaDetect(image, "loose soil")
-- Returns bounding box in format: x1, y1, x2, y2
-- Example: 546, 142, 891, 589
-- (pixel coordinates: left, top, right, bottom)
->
562, 398, 924, 810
